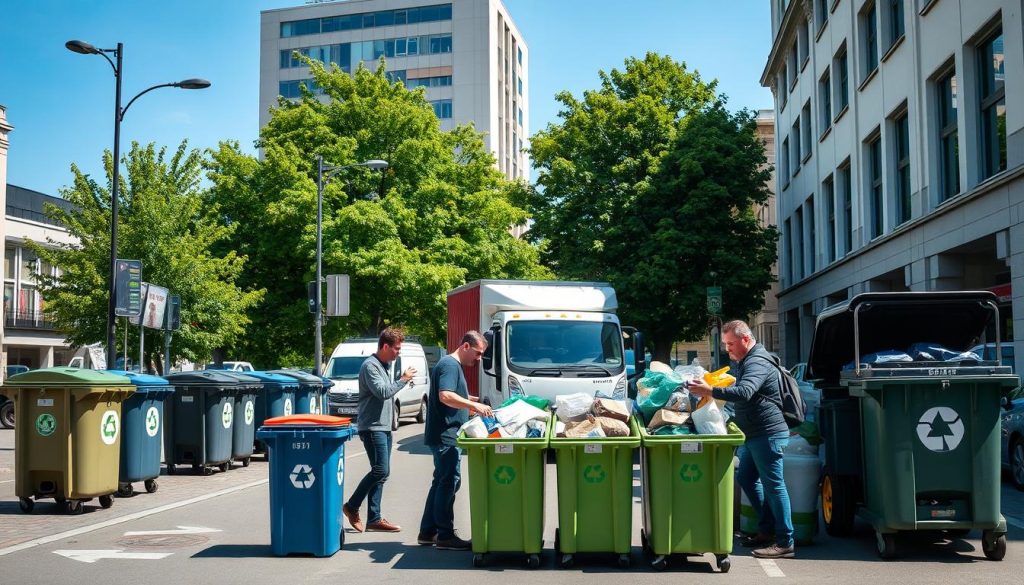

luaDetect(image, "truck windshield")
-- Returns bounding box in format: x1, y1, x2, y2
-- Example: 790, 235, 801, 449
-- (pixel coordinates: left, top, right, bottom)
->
507, 321, 624, 375
327, 356, 367, 380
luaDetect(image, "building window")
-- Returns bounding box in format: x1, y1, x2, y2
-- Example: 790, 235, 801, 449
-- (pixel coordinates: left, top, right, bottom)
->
860, 2, 879, 80
886, 0, 905, 50
840, 162, 853, 254
805, 196, 816, 274
281, 4, 453, 37
823, 175, 836, 263
816, 0, 829, 33
937, 69, 959, 201
798, 19, 810, 67
407, 75, 452, 89
801, 101, 812, 162
893, 110, 911, 225
791, 119, 801, 175
431, 99, 453, 119
819, 68, 832, 132
518, 107, 523, 126
867, 133, 884, 239
778, 70, 788, 110
834, 44, 849, 112
788, 43, 799, 91
279, 79, 322, 98
794, 207, 804, 280
781, 137, 791, 189
784, 218, 793, 285
978, 27, 1006, 180
518, 76, 523, 95
518, 47, 523, 65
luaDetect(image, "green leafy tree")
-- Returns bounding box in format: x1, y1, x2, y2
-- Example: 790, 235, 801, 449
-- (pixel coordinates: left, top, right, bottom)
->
530, 53, 777, 361
206, 57, 549, 367
29, 142, 264, 371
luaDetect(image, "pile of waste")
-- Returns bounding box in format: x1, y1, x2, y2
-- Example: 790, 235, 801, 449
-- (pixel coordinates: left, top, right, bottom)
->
552, 393, 633, 438
459, 395, 551, 439
634, 361, 732, 436
843, 342, 984, 370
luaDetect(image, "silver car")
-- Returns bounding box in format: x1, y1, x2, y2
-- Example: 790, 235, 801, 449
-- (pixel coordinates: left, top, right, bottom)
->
1001, 385, 1024, 490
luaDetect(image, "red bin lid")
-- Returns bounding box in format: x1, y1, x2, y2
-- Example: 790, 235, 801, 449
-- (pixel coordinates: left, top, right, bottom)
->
263, 414, 351, 426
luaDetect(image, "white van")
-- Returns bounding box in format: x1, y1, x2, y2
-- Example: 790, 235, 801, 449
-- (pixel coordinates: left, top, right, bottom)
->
324, 338, 430, 430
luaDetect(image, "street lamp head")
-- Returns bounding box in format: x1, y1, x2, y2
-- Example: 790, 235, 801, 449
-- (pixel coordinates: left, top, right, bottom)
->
360, 160, 389, 170
173, 78, 211, 90
65, 40, 100, 55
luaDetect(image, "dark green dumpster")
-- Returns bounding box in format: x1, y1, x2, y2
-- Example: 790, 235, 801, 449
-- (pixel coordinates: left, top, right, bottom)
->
163, 371, 238, 475
809, 291, 1019, 560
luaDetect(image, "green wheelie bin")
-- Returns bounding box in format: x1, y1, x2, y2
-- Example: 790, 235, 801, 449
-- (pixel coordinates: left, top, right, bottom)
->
550, 416, 640, 568
458, 421, 548, 568
809, 291, 1019, 560
639, 418, 744, 572
1, 368, 134, 514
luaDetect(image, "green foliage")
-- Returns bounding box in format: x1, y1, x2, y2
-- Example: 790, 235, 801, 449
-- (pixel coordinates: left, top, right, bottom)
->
530, 53, 777, 360
206, 57, 548, 367
29, 142, 264, 368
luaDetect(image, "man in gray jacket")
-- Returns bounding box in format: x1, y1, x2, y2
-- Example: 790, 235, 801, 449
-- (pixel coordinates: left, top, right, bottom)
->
342, 328, 416, 533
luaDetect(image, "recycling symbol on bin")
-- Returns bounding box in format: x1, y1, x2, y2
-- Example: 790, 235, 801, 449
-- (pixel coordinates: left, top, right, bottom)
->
145, 407, 160, 437
337, 458, 345, 486
35, 414, 56, 437
494, 465, 516, 485
284, 398, 293, 416
244, 401, 255, 426
222, 402, 233, 429
100, 410, 119, 445
679, 463, 703, 483
290, 464, 316, 489
916, 406, 965, 453
583, 464, 607, 484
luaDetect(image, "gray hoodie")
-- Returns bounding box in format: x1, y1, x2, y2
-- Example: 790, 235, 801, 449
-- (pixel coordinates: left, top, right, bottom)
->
356, 354, 410, 432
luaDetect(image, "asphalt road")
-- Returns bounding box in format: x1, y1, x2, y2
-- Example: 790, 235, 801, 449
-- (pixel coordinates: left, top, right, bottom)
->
1, 420, 1024, 584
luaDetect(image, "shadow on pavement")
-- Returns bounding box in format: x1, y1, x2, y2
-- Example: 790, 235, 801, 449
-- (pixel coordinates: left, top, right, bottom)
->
191, 544, 274, 558
395, 433, 431, 456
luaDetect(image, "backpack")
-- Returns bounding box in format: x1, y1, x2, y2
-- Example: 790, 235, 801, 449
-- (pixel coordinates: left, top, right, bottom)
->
752, 355, 807, 430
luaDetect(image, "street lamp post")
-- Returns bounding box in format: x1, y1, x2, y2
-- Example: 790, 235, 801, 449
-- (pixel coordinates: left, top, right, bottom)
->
66, 39, 210, 369
314, 156, 388, 375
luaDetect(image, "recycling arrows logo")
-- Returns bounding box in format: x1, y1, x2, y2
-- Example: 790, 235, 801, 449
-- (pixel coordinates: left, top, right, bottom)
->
679, 463, 703, 483
100, 410, 119, 445
916, 406, 965, 452
36, 414, 56, 437
145, 407, 160, 437
310, 398, 318, 414
222, 402, 233, 429
284, 399, 293, 416
244, 401, 254, 426
290, 464, 316, 489
337, 458, 345, 486
494, 465, 516, 485
583, 464, 607, 484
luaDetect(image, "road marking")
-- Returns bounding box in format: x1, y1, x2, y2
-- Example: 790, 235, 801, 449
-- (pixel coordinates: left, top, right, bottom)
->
758, 558, 786, 577
1005, 514, 1024, 531
0, 479, 14, 484
54, 549, 172, 563
123, 526, 221, 537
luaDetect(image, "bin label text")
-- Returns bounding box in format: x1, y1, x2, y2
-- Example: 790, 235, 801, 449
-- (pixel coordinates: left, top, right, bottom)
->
679, 463, 703, 483
181, 396, 194, 403
681, 442, 703, 454
221, 402, 233, 429
101, 410, 119, 445
145, 407, 160, 437
584, 444, 603, 454
37, 399, 54, 407
289, 464, 316, 488
493, 465, 516, 485
244, 401, 254, 426
495, 444, 514, 454
916, 406, 964, 452
36, 414, 56, 437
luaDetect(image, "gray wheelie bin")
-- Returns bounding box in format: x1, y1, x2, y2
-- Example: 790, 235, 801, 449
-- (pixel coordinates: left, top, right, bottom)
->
809, 291, 1019, 560
270, 370, 325, 415
247, 371, 299, 457
163, 371, 238, 475
217, 371, 261, 468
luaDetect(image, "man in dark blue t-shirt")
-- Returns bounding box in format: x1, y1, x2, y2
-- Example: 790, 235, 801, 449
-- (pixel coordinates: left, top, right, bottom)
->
418, 330, 492, 551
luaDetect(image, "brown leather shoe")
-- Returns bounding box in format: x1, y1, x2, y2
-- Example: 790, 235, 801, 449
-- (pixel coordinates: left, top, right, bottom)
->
342, 503, 364, 532
366, 518, 401, 532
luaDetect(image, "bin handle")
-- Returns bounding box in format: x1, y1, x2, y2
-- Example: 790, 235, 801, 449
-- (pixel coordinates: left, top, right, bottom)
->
853, 303, 863, 378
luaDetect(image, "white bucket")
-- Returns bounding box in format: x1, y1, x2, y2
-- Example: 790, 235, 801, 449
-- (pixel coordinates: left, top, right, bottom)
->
737, 442, 822, 544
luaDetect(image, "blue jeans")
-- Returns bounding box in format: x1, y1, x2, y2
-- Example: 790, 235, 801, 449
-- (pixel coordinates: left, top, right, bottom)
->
737, 431, 794, 547
347, 430, 392, 523
419, 444, 462, 540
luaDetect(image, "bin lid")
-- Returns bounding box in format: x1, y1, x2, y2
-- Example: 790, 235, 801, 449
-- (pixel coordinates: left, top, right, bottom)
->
808, 291, 1001, 383
245, 371, 300, 389
213, 371, 263, 389
5, 367, 132, 386
268, 369, 324, 388
319, 377, 335, 390
263, 414, 351, 426
164, 370, 244, 387
105, 370, 174, 392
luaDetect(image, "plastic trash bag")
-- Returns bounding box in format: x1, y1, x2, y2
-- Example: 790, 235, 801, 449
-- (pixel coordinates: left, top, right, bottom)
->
843, 350, 913, 370
793, 421, 823, 446
691, 397, 728, 435
592, 398, 630, 422
499, 395, 551, 410
459, 417, 488, 438
664, 390, 690, 412
673, 358, 707, 384
494, 399, 550, 435
636, 370, 683, 422
653, 424, 695, 436
555, 392, 595, 423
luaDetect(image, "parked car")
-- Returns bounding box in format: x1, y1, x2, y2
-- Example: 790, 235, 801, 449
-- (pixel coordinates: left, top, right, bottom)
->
1001, 385, 1024, 490
204, 361, 254, 372
788, 362, 821, 422
969, 343, 1015, 372
6, 365, 29, 378
324, 338, 429, 429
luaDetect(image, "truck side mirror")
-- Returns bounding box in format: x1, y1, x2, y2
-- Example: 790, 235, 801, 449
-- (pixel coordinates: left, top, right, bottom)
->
482, 326, 500, 381
634, 330, 647, 377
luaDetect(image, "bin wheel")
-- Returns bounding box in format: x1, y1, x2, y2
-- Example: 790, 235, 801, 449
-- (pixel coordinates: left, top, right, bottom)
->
166, 464, 176, 476
145, 479, 158, 494
339, 528, 345, 550
716, 554, 731, 573
99, 494, 114, 509
822, 469, 855, 537
242, 457, 251, 468
559, 554, 573, 569
554, 528, 560, 552
117, 483, 134, 497
65, 500, 84, 515
617, 553, 631, 569
218, 462, 230, 473
876, 531, 898, 559
18, 497, 34, 514
526, 554, 540, 569
640, 529, 649, 553
201, 466, 214, 476
983, 531, 1007, 561
651, 555, 668, 571
472, 553, 486, 568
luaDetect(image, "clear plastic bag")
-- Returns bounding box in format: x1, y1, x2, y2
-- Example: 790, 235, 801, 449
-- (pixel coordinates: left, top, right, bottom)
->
691, 397, 728, 435
555, 392, 595, 423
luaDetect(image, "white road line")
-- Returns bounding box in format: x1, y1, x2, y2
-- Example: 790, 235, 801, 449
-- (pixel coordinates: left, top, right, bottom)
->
0, 446, 369, 557
758, 558, 787, 578
0, 480, 14, 484
1005, 514, 1024, 531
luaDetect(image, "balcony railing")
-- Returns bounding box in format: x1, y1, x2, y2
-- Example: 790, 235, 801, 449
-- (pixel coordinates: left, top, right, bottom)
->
4, 310, 57, 330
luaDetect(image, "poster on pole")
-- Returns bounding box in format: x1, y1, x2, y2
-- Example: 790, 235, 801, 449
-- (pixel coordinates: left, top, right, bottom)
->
141, 285, 169, 330
114, 260, 143, 317
129, 283, 149, 326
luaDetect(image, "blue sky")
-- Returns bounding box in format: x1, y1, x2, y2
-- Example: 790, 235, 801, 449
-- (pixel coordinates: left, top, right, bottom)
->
0, 0, 772, 196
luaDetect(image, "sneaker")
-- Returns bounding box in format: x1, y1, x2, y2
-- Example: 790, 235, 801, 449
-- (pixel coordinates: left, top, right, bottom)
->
436, 533, 471, 551
740, 533, 774, 548
417, 532, 437, 546
752, 544, 795, 559
366, 518, 402, 532
342, 503, 364, 533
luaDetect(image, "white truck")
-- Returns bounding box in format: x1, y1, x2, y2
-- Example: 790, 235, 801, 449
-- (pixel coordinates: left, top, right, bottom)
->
447, 280, 643, 406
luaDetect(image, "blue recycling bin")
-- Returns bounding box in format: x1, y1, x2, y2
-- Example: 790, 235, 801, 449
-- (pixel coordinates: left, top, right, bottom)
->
107, 371, 174, 496
270, 370, 325, 415
248, 371, 300, 457
217, 372, 261, 468
256, 414, 354, 557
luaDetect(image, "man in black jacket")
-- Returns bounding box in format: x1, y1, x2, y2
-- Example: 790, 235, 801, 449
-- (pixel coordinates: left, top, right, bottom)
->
689, 320, 794, 559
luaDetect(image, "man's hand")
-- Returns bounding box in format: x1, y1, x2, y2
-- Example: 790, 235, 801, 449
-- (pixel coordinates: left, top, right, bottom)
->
400, 367, 417, 382
471, 402, 494, 418
687, 378, 713, 398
